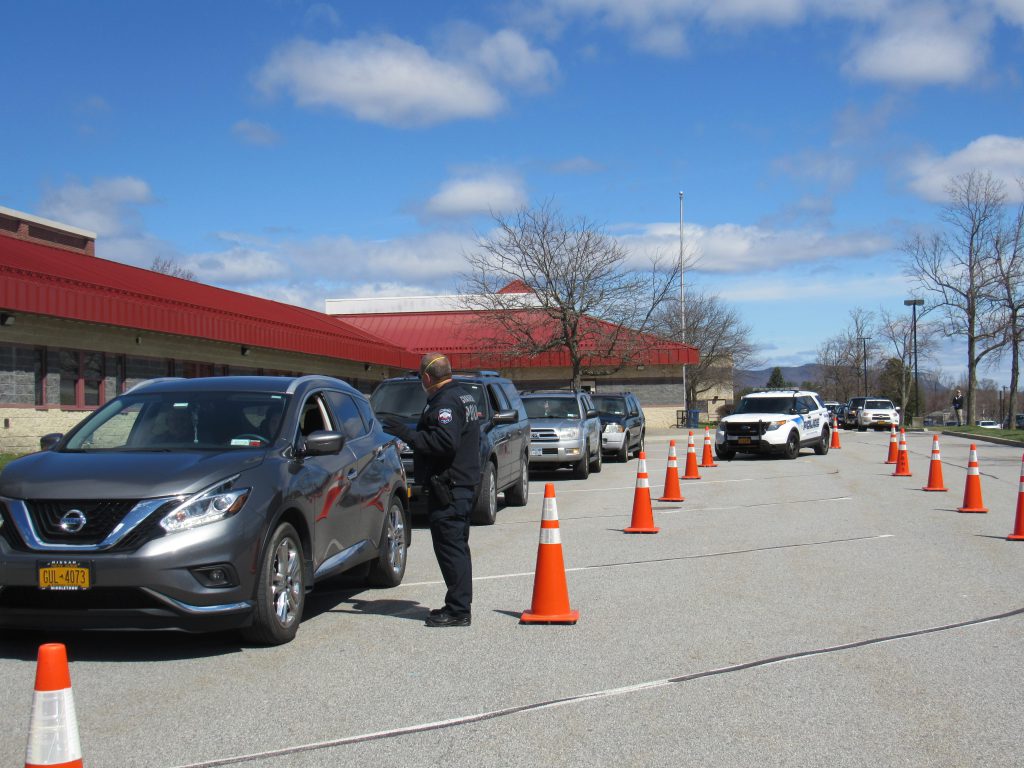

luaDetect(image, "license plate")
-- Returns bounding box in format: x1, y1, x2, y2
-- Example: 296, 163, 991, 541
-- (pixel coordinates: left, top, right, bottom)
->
38, 561, 91, 590
738, 437, 751, 445
530, 447, 543, 456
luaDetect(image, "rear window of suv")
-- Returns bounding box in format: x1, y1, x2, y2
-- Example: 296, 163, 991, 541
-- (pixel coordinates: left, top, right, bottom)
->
523, 396, 580, 419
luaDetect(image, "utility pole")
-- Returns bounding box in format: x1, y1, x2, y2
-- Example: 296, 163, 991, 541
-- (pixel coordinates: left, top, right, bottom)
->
858, 336, 869, 397
679, 191, 687, 426
904, 298, 924, 424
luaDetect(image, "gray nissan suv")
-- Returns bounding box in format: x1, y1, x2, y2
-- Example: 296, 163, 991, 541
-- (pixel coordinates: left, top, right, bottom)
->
0, 375, 409, 645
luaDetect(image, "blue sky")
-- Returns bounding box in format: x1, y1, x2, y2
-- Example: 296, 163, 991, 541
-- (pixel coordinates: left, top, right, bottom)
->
3, 1, 1024, 383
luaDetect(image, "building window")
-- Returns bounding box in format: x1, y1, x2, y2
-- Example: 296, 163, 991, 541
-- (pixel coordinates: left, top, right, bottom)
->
49, 349, 106, 408
0, 344, 44, 406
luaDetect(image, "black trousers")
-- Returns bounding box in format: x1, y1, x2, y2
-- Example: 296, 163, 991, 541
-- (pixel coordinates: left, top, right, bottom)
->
428, 485, 473, 616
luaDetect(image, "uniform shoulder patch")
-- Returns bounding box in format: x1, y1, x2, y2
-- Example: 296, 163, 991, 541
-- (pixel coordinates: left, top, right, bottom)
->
438, 408, 453, 424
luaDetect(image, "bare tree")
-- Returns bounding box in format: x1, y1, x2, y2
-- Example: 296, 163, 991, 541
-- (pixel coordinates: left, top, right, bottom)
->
151, 256, 195, 281
814, 308, 876, 402
651, 289, 760, 407
903, 171, 1006, 425
460, 202, 683, 388
987, 182, 1024, 426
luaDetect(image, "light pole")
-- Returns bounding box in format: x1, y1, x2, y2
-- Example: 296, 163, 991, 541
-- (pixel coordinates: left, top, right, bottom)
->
858, 336, 869, 397
679, 191, 687, 425
904, 298, 924, 424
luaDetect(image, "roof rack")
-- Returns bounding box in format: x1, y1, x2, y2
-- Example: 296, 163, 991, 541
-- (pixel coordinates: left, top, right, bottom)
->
749, 388, 802, 393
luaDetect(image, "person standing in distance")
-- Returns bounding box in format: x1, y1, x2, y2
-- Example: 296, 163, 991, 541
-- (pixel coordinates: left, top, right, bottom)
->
382, 353, 481, 627
951, 388, 964, 426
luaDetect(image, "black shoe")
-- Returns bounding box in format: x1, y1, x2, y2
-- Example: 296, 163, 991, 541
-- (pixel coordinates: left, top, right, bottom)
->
428, 607, 446, 618
425, 611, 470, 627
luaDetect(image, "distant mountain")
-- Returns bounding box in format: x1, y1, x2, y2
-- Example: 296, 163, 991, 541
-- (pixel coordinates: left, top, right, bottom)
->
735, 364, 823, 391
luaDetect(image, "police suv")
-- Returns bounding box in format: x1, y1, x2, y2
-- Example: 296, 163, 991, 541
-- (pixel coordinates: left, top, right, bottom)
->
715, 389, 831, 460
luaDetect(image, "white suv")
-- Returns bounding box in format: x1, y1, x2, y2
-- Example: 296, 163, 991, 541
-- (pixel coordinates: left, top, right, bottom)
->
716, 389, 831, 460
854, 398, 900, 431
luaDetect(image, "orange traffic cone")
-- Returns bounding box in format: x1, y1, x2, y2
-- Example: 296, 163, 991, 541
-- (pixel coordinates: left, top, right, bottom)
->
25, 643, 83, 768
891, 428, 912, 477
681, 431, 701, 480
625, 452, 659, 533
830, 415, 842, 449
957, 443, 988, 513
699, 426, 718, 467
884, 424, 898, 465
656, 440, 685, 502
1008, 453, 1024, 541
521, 484, 579, 624
921, 435, 948, 492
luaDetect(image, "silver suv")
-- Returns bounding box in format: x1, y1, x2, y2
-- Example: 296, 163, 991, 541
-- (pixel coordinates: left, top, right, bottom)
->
521, 391, 603, 478
716, 389, 831, 460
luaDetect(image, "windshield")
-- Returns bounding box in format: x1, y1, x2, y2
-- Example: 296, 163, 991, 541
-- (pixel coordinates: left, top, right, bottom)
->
371, 380, 485, 420
734, 396, 795, 415
63, 391, 290, 452
864, 400, 894, 409
591, 395, 628, 416
523, 397, 580, 419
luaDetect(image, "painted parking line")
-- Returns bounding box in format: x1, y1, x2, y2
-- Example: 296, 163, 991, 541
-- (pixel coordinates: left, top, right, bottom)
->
170, 603, 1024, 768
398, 532, 890, 588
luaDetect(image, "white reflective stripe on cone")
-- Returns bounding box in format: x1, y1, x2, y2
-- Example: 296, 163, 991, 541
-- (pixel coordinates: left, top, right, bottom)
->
636, 476, 649, 488
26, 689, 81, 765
541, 501, 558, 521
968, 464, 980, 476
539, 527, 561, 545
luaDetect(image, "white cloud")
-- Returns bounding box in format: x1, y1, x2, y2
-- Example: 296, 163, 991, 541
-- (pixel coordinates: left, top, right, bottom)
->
843, 5, 990, 85
187, 247, 290, 283
232, 119, 279, 146
907, 135, 1024, 202
256, 35, 502, 127
472, 29, 558, 89
423, 172, 527, 218
615, 221, 892, 273
255, 30, 556, 128
40, 177, 152, 238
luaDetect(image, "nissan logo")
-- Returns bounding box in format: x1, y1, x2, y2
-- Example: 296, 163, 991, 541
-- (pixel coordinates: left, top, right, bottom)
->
59, 509, 88, 534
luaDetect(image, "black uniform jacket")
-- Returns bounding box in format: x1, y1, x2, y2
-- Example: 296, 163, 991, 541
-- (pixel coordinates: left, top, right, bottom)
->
406, 381, 482, 488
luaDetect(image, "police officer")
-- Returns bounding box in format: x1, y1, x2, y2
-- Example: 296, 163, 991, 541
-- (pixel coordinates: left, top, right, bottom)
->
383, 353, 480, 627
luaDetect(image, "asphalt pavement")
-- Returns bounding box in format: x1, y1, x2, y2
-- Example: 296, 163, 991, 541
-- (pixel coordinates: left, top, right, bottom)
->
1, 428, 1022, 767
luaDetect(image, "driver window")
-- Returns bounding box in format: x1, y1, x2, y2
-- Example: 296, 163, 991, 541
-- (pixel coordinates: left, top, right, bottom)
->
326, 391, 367, 440
299, 394, 333, 437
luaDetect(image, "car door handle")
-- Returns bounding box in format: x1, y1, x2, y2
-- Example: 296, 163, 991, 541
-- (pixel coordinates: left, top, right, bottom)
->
374, 446, 386, 461
346, 468, 358, 480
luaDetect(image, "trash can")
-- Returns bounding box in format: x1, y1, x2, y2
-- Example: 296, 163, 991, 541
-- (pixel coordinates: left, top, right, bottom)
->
686, 409, 700, 429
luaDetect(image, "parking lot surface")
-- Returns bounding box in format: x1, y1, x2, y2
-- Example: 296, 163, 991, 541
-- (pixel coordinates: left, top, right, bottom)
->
2, 429, 1022, 767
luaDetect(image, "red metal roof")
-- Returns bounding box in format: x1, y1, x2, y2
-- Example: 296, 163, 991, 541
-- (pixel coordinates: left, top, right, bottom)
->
340, 310, 698, 371
0, 234, 420, 369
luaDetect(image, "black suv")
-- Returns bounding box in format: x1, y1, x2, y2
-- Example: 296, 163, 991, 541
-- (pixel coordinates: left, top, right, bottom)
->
370, 371, 531, 525
0, 376, 409, 645
591, 391, 646, 462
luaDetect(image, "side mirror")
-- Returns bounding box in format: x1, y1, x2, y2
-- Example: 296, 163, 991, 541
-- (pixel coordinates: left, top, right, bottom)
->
586, 408, 598, 418
629, 410, 639, 417
491, 409, 518, 426
299, 430, 345, 456
40, 433, 63, 451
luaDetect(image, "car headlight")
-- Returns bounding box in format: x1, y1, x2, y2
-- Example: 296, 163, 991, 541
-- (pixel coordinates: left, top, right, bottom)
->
556, 427, 580, 439
603, 424, 625, 434
160, 476, 250, 533
765, 420, 788, 431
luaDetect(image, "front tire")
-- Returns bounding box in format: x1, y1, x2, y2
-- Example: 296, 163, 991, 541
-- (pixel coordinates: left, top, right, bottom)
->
471, 462, 498, 525
634, 431, 645, 458
782, 431, 800, 460
574, 443, 591, 479
367, 496, 408, 587
715, 443, 735, 461
589, 442, 602, 472
814, 427, 830, 455
504, 454, 530, 506
616, 438, 629, 463
242, 522, 304, 646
